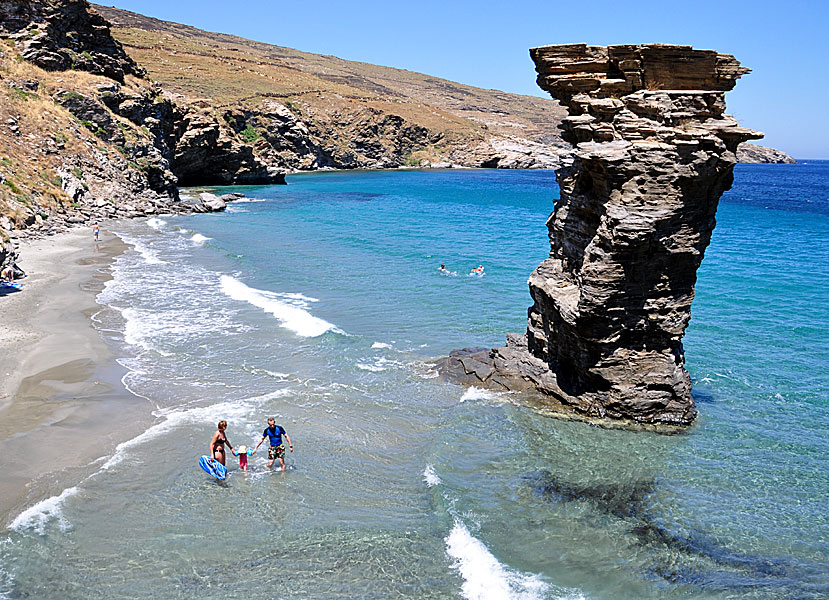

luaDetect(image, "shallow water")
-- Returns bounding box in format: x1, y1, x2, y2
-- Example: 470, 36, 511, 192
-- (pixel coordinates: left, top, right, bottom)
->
2, 165, 827, 599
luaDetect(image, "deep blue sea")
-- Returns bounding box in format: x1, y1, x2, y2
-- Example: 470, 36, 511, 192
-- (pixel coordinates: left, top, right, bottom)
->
1, 163, 827, 599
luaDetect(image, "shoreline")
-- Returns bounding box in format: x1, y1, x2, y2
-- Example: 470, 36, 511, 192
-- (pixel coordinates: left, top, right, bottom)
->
0, 226, 153, 526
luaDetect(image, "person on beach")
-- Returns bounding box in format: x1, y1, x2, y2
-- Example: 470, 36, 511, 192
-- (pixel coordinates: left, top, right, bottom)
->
209, 420, 234, 466
253, 417, 293, 470
1, 264, 14, 282
92, 223, 100, 242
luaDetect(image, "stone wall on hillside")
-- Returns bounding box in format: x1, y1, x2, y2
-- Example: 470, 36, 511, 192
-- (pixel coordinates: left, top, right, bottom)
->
437, 44, 762, 427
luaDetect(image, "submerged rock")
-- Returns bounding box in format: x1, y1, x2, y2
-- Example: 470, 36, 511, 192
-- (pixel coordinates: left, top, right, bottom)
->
438, 44, 763, 427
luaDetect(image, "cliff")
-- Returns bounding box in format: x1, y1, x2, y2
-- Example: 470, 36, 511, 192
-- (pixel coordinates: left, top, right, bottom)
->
438, 44, 762, 427
0, 0, 140, 81
0, 0, 286, 271
0, 2, 793, 275
91, 4, 571, 172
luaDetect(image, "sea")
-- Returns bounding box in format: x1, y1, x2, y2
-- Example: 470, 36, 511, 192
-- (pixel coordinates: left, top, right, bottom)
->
1, 163, 827, 599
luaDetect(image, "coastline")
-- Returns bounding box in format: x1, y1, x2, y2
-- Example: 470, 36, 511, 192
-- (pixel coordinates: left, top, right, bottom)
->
0, 227, 151, 526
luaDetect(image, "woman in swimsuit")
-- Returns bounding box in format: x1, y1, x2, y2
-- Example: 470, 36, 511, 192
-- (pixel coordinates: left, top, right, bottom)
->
209, 420, 234, 466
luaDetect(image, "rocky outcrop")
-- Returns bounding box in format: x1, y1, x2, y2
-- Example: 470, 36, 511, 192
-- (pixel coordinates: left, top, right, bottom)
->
0, 0, 141, 81
194, 192, 226, 213
737, 143, 796, 164
0, 0, 289, 259
438, 44, 762, 427
173, 106, 284, 185
221, 102, 440, 172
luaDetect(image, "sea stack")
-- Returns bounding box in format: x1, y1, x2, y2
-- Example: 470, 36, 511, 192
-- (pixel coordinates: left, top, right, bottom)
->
438, 44, 762, 426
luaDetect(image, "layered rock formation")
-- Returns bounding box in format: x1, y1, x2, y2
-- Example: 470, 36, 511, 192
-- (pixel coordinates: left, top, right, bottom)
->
438, 44, 762, 426
0, 0, 141, 81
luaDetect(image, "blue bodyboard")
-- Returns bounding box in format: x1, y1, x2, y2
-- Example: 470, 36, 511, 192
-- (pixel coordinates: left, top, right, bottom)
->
1, 282, 22, 289
199, 455, 227, 481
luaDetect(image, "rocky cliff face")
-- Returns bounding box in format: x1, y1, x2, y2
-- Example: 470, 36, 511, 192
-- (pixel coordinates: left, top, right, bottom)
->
0, 0, 140, 81
92, 4, 571, 172
438, 44, 762, 427
0, 0, 285, 272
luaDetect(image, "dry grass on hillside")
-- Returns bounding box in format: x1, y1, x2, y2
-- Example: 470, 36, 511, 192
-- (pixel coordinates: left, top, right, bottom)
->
93, 5, 567, 145
0, 40, 156, 229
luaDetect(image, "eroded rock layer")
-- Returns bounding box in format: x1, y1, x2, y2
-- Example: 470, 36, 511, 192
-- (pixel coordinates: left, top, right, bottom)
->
438, 44, 762, 426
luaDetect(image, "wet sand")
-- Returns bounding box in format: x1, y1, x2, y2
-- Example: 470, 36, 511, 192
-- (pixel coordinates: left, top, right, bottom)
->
0, 228, 153, 526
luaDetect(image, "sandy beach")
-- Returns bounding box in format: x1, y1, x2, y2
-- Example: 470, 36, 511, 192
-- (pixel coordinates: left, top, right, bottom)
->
0, 227, 153, 526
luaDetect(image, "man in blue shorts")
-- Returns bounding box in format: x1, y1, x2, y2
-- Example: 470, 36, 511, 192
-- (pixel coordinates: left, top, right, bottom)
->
254, 417, 293, 470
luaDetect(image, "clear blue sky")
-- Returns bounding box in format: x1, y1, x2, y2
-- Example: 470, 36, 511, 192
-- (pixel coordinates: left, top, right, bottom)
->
103, 0, 828, 158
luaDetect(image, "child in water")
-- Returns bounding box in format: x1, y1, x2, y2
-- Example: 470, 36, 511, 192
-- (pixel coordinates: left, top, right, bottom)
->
233, 445, 252, 471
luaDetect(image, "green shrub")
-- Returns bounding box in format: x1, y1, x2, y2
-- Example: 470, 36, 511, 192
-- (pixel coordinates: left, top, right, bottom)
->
3, 180, 21, 194
240, 124, 259, 143
60, 90, 83, 101
10, 87, 37, 101
81, 51, 93, 61
40, 170, 62, 187
71, 167, 83, 179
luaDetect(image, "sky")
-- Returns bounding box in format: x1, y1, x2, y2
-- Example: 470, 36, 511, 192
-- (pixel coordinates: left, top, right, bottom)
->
102, 0, 828, 158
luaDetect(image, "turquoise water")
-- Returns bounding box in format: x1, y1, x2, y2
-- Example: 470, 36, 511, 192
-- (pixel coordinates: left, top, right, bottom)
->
1, 165, 827, 599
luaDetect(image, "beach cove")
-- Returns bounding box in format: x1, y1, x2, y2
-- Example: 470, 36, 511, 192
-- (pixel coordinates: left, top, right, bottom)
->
0, 166, 827, 599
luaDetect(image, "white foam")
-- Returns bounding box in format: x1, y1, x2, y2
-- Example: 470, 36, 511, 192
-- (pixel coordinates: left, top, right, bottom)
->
190, 233, 211, 245
423, 464, 441, 487
9, 487, 79, 534
278, 292, 319, 303
146, 217, 166, 230
120, 307, 172, 356
219, 275, 339, 337
119, 233, 166, 265
371, 342, 392, 349
230, 197, 266, 203
446, 520, 552, 600
460, 387, 500, 403
263, 370, 290, 379
357, 357, 404, 372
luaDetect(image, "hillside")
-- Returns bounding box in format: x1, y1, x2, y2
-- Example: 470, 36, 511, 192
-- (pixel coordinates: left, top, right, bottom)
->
92, 5, 570, 171
93, 6, 794, 168
0, 1, 796, 271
